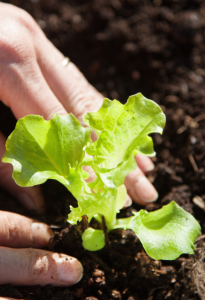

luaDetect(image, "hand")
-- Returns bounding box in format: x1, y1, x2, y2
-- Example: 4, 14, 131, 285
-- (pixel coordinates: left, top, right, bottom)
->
0, 2, 158, 289
0, 211, 82, 287
0, 3, 158, 212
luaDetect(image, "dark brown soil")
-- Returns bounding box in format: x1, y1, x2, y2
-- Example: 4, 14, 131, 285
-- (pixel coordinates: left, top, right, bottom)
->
1, 0, 205, 299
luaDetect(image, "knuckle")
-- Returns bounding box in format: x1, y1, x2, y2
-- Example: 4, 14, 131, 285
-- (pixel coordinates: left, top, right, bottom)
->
0, 12, 37, 66
134, 167, 144, 179
124, 167, 144, 186
0, 211, 32, 247
74, 93, 96, 120
44, 105, 67, 120
1, 3, 39, 34
0, 212, 18, 244
67, 63, 103, 120
17, 8, 41, 35
0, 32, 33, 67
69, 88, 102, 122
6, 217, 19, 244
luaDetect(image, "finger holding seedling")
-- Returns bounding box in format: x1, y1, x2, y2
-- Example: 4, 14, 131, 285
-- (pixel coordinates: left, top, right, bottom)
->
0, 211, 83, 286
0, 2, 157, 213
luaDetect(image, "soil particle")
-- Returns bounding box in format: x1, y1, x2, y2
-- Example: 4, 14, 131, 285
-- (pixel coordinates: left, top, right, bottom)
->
193, 250, 205, 300
173, 11, 203, 45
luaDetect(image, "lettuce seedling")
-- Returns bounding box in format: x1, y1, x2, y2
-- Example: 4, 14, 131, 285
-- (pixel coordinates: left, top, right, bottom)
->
2, 93, 201, 260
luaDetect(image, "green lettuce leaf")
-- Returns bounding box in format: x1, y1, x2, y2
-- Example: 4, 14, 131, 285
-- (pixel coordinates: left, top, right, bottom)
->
82, 228, 105, 251
84, 93, 165, 187
68, 184, 127, 229
93, 154, 137, 188
2, 114, 91, 198
115, 201, 201, 260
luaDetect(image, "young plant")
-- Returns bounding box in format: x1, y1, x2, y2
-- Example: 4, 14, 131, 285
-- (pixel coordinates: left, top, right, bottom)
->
2, 93, 201, 260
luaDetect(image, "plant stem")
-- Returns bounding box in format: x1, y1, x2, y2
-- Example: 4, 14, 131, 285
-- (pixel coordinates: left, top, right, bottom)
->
81, 215, 88, 232
102, 216, 110, 248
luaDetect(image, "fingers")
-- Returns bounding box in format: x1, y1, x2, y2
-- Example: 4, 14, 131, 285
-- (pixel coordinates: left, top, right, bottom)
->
33, 30, 104, 124
0, 211, 83, 286
0, 18, 67, 211
0, 211, 52, 248
0, 8, 101, 121
135, 153, 155, 173
0, 9, 157, 210
0, 247, 83, 286
0, 12, 66, 120
33, 36, 158, 207
0, 57, 67, 121
125, 165, 158, 205
130, 154, 157, 205
0, 132, 45, 213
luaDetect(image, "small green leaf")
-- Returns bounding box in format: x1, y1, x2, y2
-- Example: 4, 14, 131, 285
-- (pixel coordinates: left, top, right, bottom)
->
95, 154, 137, 188
84, 93, 165, 187
82, 228, 105, 251
68, 206, 82, 225
128, 201, 201, 260
2, 114, 91, 198
84, 93, 165, 168
68, 184, 126, 229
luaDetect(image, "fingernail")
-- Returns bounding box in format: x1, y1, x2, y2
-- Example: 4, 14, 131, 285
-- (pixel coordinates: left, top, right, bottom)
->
56, 255, 83, 285
144, 162, 155, 172
31, 222, 53, 247
123, 194, 132, 208
17, 193, 37, 211
135, 176, 158, 203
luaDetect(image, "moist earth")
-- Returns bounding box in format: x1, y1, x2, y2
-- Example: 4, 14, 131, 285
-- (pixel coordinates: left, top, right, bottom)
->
0, 0, 205, 299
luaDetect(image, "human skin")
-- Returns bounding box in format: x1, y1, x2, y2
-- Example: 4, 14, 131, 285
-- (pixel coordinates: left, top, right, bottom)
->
0, 2, 158, 291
